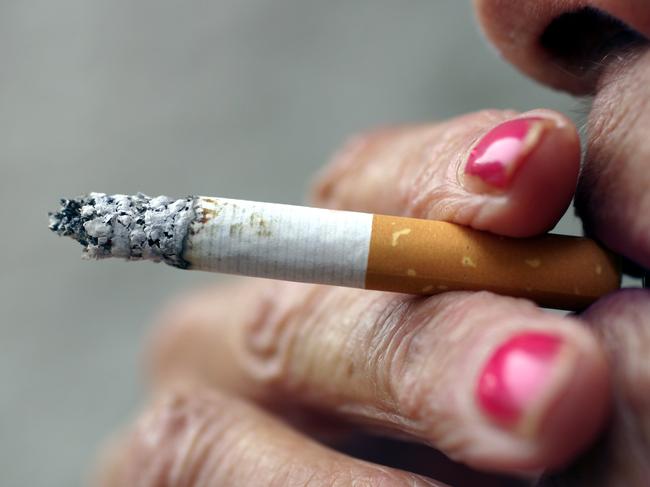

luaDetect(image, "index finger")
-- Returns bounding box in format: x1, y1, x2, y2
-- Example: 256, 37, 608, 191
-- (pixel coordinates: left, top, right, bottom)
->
312, 109, 580, 237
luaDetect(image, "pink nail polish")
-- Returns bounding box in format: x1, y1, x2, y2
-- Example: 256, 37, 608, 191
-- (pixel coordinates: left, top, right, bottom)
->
476, 332, 563, 426
465, 117, 546, 189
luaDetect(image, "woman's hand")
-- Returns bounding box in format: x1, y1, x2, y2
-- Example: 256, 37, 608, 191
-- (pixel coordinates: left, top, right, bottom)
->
97, 1, 650, 485
475, 1, 650, 485
95, 109, 611, 486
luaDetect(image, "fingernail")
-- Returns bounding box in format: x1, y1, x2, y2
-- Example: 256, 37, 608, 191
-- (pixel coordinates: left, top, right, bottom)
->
476, 332, 564, 430
465, 117, 550, 190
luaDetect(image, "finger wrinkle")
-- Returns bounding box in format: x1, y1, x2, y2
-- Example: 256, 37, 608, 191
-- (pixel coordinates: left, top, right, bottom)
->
298, 290, 392, 403
124, 390, 240, 487
363, 295, 420, 407
240, 283, 324, 388
317, 292, 428, 431
313, 110, 517, 218
120, 388, 435, 487
403, 111, 509, 220
396, 292, 553, 459
401, 293, 485, 436
390, 293, 486, 442
339, 293, 467, 435
240, 283, 424, 426
402, 109, 528, 233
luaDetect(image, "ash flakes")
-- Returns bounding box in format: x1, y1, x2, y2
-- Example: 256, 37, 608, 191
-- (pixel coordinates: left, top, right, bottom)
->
49, 192, 196, 268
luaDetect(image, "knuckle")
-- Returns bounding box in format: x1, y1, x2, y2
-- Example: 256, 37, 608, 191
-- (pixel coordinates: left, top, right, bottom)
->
123, 389, 237, 487
357, 294, 424, 408
312, 109, 521, 217
393, 292, 530, 441
391, 294, 473, 420
402, 130, 464, 219
402, 109, 515, 221
323, 291, 498, 435
238, 282, 324, 389
115, 388, 429, 487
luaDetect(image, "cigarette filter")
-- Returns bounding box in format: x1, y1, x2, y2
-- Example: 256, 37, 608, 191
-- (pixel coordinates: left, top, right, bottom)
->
50, 193, 621, 310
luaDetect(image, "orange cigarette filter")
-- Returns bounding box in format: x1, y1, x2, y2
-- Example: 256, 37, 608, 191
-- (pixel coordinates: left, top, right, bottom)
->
366, 215, 620, 310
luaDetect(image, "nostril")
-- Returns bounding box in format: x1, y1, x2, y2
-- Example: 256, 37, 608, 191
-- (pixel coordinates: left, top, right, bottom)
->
540, 7, 648, 85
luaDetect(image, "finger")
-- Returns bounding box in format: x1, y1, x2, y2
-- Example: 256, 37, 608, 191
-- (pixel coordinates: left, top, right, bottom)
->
541, 290, 650, 487
475, 1, 650, 268
95, 387, 443, 487
311, 109, 580, 237
149, 280, 610, 472
473, 0, 650, 95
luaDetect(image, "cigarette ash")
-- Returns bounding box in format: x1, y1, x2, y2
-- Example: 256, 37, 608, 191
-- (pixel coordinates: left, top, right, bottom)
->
49, 193, 196, 268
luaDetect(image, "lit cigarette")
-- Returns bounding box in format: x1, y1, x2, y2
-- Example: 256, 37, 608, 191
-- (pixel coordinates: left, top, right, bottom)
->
50, 193, 621, 310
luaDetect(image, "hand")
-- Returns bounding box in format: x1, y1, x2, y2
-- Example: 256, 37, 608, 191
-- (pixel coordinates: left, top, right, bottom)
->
97, 1, 650, 485
96, 108, 609, 486
476, 1, 650, 485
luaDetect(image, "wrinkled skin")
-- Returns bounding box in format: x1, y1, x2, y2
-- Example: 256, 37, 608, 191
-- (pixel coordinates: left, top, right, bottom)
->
96, 2, 650, 486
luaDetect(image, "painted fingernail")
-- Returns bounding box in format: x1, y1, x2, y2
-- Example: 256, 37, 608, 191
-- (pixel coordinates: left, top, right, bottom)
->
477, 332, 563, 429
465, 117, 550, 190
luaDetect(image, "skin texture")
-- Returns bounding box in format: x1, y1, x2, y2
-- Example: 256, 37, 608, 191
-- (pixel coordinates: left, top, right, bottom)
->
540, 291, 650, 486
97, 2, 650, 486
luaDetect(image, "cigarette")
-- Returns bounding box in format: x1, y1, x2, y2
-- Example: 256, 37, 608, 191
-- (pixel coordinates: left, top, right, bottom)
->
49, 193, 621, 310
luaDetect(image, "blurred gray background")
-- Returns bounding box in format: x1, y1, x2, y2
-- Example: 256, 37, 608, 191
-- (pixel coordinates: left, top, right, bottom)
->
0, 1, 591, 485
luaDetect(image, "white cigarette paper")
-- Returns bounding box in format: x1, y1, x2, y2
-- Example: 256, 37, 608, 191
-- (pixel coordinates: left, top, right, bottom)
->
185, 197, 373, 288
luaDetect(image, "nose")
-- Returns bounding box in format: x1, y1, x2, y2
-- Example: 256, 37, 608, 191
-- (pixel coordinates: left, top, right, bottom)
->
474, 0, 650, 94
